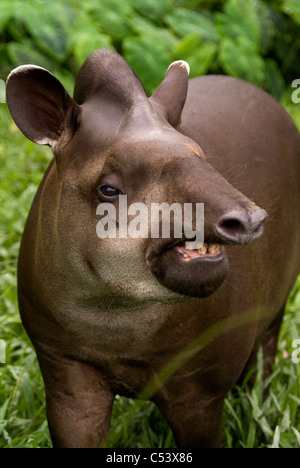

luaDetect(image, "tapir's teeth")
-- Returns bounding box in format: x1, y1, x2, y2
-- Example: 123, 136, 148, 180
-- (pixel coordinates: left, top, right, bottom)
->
176, 243, 221, 262
198, 246, 208, 255
209, 244, 219, 254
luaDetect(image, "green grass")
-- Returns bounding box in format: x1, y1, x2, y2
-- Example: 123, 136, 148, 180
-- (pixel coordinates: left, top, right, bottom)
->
0, 101, 300, 449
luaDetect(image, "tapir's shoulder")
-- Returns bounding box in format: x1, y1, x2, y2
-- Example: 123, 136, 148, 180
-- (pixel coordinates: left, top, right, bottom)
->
181, 74, 300, 152
180, 74, 300, 192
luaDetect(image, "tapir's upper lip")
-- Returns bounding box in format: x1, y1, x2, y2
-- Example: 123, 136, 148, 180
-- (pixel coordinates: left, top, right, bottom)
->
147, 235, 223, 262
147, 236, 191, 258
167, 237, 191, 250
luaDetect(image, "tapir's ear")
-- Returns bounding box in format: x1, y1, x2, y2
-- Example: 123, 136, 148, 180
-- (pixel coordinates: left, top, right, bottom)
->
150, 60, 190, 129
6, 65, 80, 147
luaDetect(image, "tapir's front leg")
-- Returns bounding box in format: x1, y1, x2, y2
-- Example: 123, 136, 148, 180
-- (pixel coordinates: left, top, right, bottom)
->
156, 392, 225, 448
37, 353, 114, 448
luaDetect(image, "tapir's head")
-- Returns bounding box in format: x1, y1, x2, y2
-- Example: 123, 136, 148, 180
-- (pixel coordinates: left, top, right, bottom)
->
6, 49, 267, 305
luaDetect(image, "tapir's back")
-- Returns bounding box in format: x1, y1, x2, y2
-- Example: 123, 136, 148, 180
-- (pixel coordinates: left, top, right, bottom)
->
181, 76, 300, 203
180, 76, 300, 336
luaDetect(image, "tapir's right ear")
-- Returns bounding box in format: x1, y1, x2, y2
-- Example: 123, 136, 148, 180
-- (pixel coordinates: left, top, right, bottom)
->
150, 60, 190, 129
6, 65, 81, 147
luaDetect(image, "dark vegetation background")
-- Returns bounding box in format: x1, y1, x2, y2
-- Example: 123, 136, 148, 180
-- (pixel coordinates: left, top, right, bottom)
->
0, 0, 300, 99
0, 0, 300, 448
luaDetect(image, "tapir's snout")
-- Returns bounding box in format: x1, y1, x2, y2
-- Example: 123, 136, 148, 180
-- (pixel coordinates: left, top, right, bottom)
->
146, 153, 269, 299
148, 196, 268, 299
216, 206, 268, 245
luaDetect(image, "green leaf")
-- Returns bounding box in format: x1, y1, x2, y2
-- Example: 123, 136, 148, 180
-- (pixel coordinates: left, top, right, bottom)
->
183, 42, 218, 77
0, 74, 5, 103
0, 1, 13, 34
175, 33, 201, 58
0, 45, 10, 77
133, 0, 172, 25
246, 421, 256, 448
216, 0, 261, 51
264, 59, 285, 99
72, 31, 114, 68
53, 71, 75, 97
224, 398, 244, 439
7, 40, 56, 71
292, 427, 300, 447
271, 426, 281, 448
7, 14, 27, 42
0, 399, 9, 421
123, 35, 173, 94
23, 3, 75, 62
283, 0, 300, 25
88, 0, 132, 39
219, 37, 266, 86
217, 1, 274, 55
165, 8, 220, 43
256, 1, 276, 54
127, 15, 177, 53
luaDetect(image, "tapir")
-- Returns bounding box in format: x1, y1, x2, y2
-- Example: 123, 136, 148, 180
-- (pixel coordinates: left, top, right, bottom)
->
6, 49, 300, 448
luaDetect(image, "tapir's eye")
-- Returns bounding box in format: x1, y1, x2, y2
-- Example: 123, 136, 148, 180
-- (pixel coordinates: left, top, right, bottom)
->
98, 185, 121, 200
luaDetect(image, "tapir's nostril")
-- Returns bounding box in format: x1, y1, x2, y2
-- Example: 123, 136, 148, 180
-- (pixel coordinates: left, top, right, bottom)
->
216, 208, 268, 245
219, 218, 247, 238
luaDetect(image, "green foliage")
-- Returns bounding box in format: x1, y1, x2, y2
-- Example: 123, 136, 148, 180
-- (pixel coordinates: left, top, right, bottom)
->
0, 108, 53, 448
283, 0, 300, 25
134, 0, 173, 25
219, 36, 266, 85
124, 35, 171, 92
165, 8, 219, 42
0, 0, 299, 97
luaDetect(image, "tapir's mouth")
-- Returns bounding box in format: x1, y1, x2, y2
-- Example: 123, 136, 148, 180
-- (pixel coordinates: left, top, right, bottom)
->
163, 236, 225, 264
175, 242, 223, 262
147, 237, 228, 299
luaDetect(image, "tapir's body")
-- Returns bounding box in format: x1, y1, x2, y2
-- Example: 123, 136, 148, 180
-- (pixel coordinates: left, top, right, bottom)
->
6, 50, 300, 448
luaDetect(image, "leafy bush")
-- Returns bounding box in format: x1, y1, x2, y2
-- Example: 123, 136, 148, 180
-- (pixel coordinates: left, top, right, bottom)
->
0, 0, 299, 97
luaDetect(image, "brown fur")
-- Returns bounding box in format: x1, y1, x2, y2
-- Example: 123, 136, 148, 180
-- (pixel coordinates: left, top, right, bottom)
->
6, 50, 300, 448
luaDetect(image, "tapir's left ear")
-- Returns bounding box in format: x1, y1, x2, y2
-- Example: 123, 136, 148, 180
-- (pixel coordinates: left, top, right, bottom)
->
150, 61, 190, 129
6, 65, 81, 147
